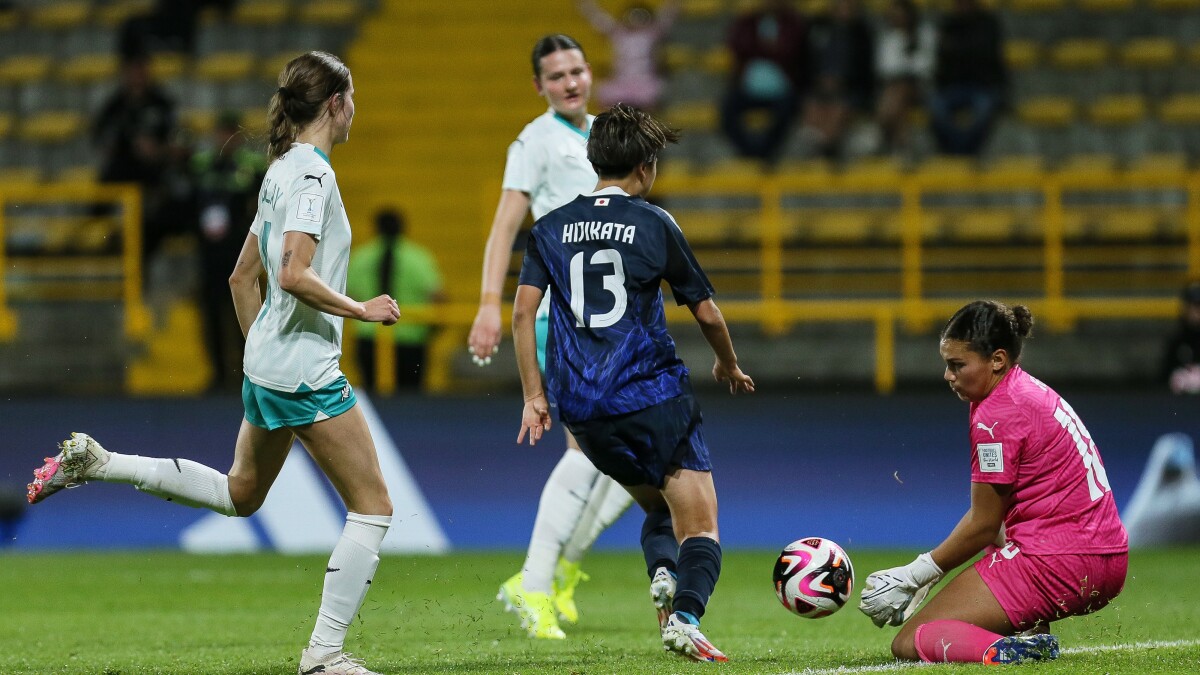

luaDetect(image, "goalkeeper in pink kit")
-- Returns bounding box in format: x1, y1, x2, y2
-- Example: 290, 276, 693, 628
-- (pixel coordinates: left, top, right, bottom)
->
859, 300, 1128, 665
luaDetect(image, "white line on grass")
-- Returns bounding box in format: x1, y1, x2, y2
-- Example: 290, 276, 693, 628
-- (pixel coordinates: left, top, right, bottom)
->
786, 639, 1200, 675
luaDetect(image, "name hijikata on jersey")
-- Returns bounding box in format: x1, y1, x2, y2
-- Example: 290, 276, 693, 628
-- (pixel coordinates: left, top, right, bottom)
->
519, 187, 713, 424
968, 366, 1127, 555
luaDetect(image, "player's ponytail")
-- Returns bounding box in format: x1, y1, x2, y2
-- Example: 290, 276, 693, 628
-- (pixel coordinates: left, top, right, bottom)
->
942, 300, 1034, 362
266, 51, 351, 161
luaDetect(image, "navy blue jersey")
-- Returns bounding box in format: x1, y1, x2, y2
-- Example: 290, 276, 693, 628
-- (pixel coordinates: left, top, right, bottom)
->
518, 190, 714, 423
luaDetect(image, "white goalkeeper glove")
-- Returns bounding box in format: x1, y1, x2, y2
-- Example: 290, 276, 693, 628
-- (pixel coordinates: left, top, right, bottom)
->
858, 552, 944, 628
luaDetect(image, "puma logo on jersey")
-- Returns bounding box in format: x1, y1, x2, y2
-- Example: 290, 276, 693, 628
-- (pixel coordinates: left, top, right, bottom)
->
303, 172, 326, 187
976, 421, 999, 439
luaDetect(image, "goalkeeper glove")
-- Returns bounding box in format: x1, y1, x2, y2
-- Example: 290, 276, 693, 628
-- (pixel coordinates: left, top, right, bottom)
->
858, 552, 944, 628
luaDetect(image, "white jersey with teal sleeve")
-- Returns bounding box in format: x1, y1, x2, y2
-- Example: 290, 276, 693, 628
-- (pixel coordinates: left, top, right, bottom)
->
502, 108, 597, 220
243, 143, 351, 393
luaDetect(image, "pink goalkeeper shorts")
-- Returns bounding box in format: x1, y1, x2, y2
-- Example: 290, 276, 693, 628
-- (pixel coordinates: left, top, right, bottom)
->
974, 542, 1128, 631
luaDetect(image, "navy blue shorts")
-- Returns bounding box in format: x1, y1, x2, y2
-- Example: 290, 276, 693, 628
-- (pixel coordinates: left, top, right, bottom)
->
566, 391, 710, 489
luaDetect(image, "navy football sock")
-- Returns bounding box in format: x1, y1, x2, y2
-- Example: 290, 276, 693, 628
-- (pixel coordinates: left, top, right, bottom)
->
673, 536, 721, 620
640, 510, 676, 577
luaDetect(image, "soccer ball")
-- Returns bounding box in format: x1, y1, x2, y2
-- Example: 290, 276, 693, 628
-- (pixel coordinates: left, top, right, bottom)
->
772, 537, 855, 619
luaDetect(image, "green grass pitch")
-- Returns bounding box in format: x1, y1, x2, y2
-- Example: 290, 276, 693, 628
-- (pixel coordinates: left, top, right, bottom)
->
2, 548, 1198, 674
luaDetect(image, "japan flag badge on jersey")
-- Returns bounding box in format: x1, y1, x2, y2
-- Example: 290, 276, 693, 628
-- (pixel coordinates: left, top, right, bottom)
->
594, 197, 609, 206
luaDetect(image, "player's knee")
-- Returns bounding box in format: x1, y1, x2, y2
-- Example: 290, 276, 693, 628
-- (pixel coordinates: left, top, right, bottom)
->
890, 629, 919, 661
226, 476, 267, 517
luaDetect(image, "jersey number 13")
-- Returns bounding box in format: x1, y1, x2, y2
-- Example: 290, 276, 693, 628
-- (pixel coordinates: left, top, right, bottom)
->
570, 249, 626, 329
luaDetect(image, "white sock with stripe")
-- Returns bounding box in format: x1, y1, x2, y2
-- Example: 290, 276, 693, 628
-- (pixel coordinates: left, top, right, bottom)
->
520, 450, 598, 593
99, 453, 236, 516
308, 512, 391, 658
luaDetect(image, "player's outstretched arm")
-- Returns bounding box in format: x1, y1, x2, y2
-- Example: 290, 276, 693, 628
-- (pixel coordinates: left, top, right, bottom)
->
470, 189, 532, 366
688, 298, 754, 394
514, 284, 551, 445
278, 231, 399, 325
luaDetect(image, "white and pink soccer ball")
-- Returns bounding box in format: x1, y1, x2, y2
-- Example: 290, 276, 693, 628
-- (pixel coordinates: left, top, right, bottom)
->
773, 537, 855, 619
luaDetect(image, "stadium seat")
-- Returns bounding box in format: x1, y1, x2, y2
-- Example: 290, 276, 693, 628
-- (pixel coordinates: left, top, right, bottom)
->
983, 155, 1047, 183
1127, 152, 1190, 178
1077, 0, 1136, 10
297, 0, 362, 26
233, 0, 291, 26
1050, 39, 1110, 70
1017, 96, 1076, 128
800, 210, 877, 245
1094, 209, 1161, 240
0, 167, 43, 190
699, 46, 731, 76
1088, 94, 1147, 127
1004, 40, 1041, 71
1008, 0, 1068, 11
1159, 93, 1200, 125
180, 109, 217, 136
149, 52, 188, 82
670, 211, 742, 246
663, 44, 694, 73
680, 0, 727, 18
1120, 38, 1179, 69
58, 53, 119, 85
1151, 0, 1200, 8
18, 112, 84, 145
260, 52, 302, 80
944, 209, 1020, 243
29, 2, 91, 31
1057, 152, 1118, 180
194, 52, 255, 82
914, 156, 977, 183
0, 56, 53, 87
52, 164, 97, 186
0, 113, 12, 139
95, 0, 155, 28
664, 101, 718, 133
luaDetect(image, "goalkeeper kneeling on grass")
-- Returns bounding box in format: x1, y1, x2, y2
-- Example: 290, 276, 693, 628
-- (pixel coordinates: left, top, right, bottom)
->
859, 300, 1129, 665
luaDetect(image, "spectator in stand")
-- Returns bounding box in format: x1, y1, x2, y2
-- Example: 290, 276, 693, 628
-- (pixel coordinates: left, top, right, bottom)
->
576, 0, 680, 112
874, 0, 935, 156
347, 208, 446, 391
928, 0, 1007, 156
118, 0, 235, 58
1162, 280, 1200, 394
719, 0, 809, 164
800, 0, 875, 160
189, 111, 267, 392
92, 51, 183, 262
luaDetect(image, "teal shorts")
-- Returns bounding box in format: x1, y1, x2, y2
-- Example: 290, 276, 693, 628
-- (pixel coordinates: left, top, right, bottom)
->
242, 375, 357, 430
536, 311, 548, 373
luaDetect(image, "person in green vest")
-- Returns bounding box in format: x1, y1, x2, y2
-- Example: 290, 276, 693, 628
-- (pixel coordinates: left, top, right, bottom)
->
347, 208, 446, 390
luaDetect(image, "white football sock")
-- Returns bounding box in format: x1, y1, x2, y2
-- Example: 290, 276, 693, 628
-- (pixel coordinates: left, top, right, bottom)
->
563, 474, 634, 564
521, 450, 598, 593
100, 453, 236, 516
308, 512, 391, 657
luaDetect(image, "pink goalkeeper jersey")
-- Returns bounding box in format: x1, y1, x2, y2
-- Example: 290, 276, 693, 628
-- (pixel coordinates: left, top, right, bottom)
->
969, 366, 1128, 555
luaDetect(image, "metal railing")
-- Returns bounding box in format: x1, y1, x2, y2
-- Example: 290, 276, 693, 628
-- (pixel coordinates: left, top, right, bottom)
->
0, 182, 151, 341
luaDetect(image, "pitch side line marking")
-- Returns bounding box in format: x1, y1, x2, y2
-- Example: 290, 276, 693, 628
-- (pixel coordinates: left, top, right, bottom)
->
787, 639, 1200, 674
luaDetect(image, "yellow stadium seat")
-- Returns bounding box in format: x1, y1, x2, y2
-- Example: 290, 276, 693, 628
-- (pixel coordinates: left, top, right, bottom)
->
261, 52, 303, 81
195, 52, 255, 82
59, 53, 119, 84
1007, 0, 1067, 10
1151, 0, 1200, 8
19, 112, 84, 144
671, 211, 738, 246
664, 101, 717, 133
52, 165, 98, 187
681, 0, 728, 18
0, 112, 12, 139
0, 7, 16, 31
1078, 0, 1135, 9
775, 158, 833, 182
298, 0, 361, 25
1057, 153, 1118, 180
0, 55, 53, 86
1050, 39, 1109, 69
840, 156, 903, 184
149, 52, 188, 81
705, 157, 767, 180
239, 109, 269, 136
663, 44, 694, 72
1188, 43, 1200, 65
180, 109, 217, 136
945, 210, 1019, 242
0, 167, 43, 190
1017, 96, 1076, 127
878, 211, 943, 241
234, 0, 290, 26
1120, 38, 1178, 69
95, 0, 154, 27
699, 47, 731, 76
1094, 210, 1160, 240
29, 1, 90, 31
1088, 94, 1147, 127
1159, 94, 1200, 125
1004, 40, 1040, 71
802, 210, 877, 244
1127, 153, 1189, 178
